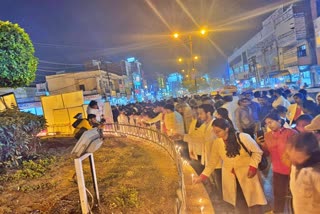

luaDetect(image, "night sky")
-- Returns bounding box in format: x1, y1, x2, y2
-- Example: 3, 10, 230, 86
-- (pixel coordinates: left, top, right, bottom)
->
0, 0, 290, 82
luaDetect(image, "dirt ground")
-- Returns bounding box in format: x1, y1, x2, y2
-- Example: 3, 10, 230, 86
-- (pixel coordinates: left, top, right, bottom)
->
0, 135, 179, 214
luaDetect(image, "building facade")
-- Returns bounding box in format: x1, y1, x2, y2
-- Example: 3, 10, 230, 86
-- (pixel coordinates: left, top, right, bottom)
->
46, 70, 126, 97
228, 1, 317, 88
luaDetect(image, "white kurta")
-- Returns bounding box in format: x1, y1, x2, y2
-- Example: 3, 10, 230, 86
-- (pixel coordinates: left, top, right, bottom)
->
202, 133, 267, 207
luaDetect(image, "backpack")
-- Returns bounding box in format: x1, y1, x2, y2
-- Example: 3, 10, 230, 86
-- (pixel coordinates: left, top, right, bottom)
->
236, 132, 268, 171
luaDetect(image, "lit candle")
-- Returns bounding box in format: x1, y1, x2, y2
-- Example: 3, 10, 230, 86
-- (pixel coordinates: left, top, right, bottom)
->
200, 206, 204, 214
191, 174, 194, 182
199, 198, 202, 203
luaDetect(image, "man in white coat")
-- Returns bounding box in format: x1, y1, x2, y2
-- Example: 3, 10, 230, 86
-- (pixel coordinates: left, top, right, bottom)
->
272, 88, 290, 109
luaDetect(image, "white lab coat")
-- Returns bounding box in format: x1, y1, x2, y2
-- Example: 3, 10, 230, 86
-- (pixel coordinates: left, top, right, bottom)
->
202, 133, 267, 207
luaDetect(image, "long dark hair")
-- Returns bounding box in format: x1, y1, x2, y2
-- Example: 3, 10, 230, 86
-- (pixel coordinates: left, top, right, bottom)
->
212, 118, 240, 158
216, 108, 235, 129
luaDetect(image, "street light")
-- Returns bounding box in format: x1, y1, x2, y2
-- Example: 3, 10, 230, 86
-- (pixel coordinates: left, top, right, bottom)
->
200, 28, 207, 35
172, 29, 207, 93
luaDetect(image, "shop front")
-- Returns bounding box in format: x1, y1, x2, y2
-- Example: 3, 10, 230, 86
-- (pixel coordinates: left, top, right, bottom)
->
266, 70, 291, 87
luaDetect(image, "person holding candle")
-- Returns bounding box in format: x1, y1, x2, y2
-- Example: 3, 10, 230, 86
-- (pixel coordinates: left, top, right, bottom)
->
194, 118, 266, 213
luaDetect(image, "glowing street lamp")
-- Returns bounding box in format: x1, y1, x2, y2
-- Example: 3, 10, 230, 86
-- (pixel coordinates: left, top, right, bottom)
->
200, 28, 207, 35
173, 33, 179, 39
194, 56, 199, 60
178, 58, 182, 62
181, 69, 185, 73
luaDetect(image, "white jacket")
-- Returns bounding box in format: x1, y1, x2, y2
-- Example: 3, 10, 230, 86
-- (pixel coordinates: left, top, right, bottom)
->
184, 119, 202, 158
272, 96, 290, 108
202, 133, 267, 207
222, 101, 238, 130
164, 111, 185, 136
290, 164, 320, 214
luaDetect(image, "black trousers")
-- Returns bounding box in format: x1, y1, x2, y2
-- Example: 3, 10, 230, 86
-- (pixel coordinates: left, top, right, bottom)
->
235, 178, 263, 214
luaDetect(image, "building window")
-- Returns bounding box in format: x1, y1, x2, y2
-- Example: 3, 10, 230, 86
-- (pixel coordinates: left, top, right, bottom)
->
297, 45, 307, 57
79, 84, 85, 91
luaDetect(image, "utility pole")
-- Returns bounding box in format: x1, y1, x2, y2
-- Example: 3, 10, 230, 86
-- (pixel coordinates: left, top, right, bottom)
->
189, 35, 197, 93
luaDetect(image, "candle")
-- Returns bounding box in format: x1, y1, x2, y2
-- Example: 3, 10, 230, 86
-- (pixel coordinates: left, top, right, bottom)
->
199, 198, 202, 203
191, 174, 194, 182
200, 206, 204, 214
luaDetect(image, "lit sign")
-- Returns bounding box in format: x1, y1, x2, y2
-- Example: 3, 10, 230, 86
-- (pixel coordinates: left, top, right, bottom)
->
127, 57, 135, 63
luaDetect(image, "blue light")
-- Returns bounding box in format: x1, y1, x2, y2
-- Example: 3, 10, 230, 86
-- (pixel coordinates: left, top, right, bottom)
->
127, 57, 135, 63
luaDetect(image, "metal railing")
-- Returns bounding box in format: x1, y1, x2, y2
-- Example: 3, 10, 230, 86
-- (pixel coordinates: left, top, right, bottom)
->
103, 123, 187, 214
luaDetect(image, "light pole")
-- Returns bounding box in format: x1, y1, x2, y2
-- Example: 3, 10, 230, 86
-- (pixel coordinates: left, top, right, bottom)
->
173, 28, 206, 93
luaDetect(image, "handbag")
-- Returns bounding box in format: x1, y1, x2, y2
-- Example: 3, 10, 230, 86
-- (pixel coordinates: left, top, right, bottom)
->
236, 132, 268, 171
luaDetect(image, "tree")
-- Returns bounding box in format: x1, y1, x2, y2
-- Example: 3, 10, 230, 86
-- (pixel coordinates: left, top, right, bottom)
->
0, 21, 38, 87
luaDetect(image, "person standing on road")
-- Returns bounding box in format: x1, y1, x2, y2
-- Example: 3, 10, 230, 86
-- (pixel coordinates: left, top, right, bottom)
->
257, 113, 297, 213
194, 118, 266, 213
235, 98, 256, 138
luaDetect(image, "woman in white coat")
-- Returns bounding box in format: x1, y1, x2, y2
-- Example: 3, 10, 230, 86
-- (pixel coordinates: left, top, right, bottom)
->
194, 118, 267, 213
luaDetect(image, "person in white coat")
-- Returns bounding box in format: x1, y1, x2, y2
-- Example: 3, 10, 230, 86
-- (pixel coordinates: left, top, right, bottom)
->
272, 89, 290, 109
287, 132, 320, 214
194, 118, 267, 213
163, 103, 185, 137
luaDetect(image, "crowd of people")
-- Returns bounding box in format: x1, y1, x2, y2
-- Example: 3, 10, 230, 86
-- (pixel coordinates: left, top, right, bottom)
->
76, 88, 320, 214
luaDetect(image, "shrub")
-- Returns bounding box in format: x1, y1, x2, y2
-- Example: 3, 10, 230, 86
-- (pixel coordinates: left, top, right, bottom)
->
0, 20, 38, 87
0, 108, 46, 167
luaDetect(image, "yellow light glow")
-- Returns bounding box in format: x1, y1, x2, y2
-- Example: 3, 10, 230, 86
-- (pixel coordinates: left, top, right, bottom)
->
194, 56, 198, 60
181, 69, 185, 72
200, 29, 206, 35
178, 58, 182, 62
186, 74, 189, 78
173, 33, 179, 38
